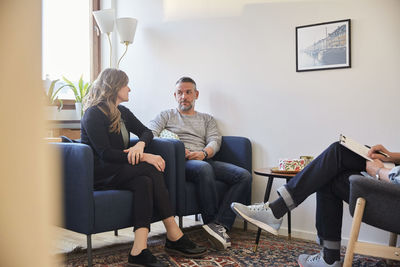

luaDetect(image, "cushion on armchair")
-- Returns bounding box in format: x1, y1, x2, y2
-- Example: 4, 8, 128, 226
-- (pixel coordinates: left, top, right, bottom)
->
159, 129, 180, 140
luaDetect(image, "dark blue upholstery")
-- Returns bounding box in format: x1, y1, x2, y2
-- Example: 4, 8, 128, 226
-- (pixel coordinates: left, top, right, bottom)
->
53, 138, 179, 266
168, 136, 253, 220
54, 138, 177, 235
213, 136, 252, 172
60, 143, 94, 234
54, 136, 250, 265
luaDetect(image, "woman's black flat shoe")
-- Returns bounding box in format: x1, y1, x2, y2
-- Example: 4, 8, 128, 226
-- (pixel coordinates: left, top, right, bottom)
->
127, 249, 167, 267
164, 234, 207, 258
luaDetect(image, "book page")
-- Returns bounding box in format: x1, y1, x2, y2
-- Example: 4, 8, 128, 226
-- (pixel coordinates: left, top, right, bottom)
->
339, 134, 395, 169
339, 134, 371, 161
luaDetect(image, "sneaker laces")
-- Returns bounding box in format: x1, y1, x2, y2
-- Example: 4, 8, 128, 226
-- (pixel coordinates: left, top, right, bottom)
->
307, 252, 323, 263
216, 225, 229, 240
247, 202, 269, 211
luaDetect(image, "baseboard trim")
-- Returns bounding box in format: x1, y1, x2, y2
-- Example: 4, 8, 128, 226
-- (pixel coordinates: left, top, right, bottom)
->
233, 221, 353, 247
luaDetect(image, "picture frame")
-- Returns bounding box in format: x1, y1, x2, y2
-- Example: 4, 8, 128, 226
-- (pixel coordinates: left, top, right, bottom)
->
296, 19, 351, 72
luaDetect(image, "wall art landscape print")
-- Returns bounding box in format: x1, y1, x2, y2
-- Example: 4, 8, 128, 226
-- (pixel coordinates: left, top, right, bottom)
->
296, 19, 351, 72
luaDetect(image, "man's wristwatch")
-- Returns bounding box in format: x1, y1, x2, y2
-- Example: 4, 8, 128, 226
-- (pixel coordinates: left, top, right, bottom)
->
375, 168, 382, 180
202, 149, 208, 160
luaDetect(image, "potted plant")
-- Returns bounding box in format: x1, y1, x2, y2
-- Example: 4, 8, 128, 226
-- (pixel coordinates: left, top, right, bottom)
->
61, 75, 91, 118
45, 79, 63, 120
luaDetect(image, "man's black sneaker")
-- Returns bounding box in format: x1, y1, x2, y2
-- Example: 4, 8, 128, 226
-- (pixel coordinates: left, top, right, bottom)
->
127, 249, 167, 267
165, 234, 207, 258
202, 223, 231, 250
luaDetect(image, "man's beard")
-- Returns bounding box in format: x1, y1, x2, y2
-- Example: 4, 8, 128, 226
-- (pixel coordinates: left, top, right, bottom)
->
179, 101, 194, 111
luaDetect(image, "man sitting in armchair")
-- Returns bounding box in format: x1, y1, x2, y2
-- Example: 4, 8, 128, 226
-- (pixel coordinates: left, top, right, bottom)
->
149, 77, 252, 250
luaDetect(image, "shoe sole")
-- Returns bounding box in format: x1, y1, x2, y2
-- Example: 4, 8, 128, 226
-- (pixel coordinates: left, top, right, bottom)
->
232, 206, 279, 236
164, 247, 207, 258
202, 225, 229, 250
127, 263, 145, 267
207, 236, 232, 250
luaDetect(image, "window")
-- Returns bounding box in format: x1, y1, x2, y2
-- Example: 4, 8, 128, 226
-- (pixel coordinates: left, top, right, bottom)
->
42, 0, 99, 99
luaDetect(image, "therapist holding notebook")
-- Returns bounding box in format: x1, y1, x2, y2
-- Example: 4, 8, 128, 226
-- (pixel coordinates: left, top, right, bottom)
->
231, 137, 400, 267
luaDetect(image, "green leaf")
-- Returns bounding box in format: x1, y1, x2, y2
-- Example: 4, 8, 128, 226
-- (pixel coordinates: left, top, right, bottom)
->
78, 75, 84, 91
57, 99, 64, 111
62, 75, 92, 103
82, 82, 90, 98
47, 79, 60, 102
63, 76, 79, 100
51, 86, 64, 101
62, 76, 74, 86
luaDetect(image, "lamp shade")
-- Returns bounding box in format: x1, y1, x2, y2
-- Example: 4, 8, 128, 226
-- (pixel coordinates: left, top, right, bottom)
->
93, 9, 115, 34
116, 18, 138, 44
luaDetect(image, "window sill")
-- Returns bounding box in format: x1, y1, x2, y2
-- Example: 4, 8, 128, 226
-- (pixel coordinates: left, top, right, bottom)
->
59, 99, 77, 110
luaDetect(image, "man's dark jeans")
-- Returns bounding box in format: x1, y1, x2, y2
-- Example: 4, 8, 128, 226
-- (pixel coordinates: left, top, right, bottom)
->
185, 159, 252, 230
284, 142, 366, 242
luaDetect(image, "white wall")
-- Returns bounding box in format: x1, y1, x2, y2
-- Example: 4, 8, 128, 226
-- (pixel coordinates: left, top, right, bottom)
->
108, 0, 400, 245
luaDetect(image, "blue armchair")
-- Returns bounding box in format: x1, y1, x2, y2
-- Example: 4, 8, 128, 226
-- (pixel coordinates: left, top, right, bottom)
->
168, 136, 253, 228
54, 138, 177, 267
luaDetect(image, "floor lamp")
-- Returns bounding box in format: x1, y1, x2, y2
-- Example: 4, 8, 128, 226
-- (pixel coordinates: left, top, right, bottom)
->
93, 9, 138, 68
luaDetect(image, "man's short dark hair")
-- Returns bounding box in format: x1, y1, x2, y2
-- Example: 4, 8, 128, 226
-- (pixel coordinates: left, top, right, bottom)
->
176, 77, 196, 89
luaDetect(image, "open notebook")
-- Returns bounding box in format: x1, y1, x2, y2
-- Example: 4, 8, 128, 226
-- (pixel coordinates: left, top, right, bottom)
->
339, 134, 395, 169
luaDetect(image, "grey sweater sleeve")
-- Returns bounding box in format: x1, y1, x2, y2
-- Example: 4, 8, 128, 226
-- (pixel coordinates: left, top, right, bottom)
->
148, 111, 168, 137
205, 115, 222, 155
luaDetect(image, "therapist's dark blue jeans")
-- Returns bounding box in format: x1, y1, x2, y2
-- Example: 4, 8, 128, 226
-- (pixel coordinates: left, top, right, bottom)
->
284, 142, 366, 242
185, 159, 252, 230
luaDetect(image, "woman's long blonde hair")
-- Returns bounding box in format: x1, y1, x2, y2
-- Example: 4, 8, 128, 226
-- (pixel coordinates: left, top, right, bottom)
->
83, 68, 129, 133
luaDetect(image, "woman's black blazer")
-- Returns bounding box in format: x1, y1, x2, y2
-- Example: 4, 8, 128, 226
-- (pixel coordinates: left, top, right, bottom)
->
81, 104, 153, 184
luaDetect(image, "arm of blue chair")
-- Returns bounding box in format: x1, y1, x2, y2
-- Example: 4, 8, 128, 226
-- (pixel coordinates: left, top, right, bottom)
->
164, 137, 254, 215
163, 139, 186, 215
214, 136, 253, 205
130, 137, 178, 214
146, 138, 186, 216
52, 142, 95, 234
213, 136, 252, 173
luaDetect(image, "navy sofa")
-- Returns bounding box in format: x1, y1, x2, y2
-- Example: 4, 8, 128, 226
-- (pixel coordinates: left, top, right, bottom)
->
53, 138, 177, 267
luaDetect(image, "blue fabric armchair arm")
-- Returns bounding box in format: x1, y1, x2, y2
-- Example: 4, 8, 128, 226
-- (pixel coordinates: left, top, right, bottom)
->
214, 136, 252, 206
130, 138, 178, 214
168, 136, 253, 216
53, 142, 95, 234
160, 138, 186, 215
213, 136, 252, 173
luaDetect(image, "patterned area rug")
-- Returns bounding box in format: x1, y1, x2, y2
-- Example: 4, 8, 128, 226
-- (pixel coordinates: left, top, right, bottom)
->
63, 226, 398, 266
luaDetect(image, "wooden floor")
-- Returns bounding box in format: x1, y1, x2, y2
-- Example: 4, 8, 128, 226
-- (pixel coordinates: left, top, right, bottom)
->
53, 216, 203, 254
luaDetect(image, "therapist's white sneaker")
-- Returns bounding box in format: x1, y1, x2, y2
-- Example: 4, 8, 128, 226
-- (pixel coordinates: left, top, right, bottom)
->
298, 252, 342, 267
231, 202, 282, 235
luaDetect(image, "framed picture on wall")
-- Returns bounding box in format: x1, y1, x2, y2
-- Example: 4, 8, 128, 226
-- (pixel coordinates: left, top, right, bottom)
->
296, 19, 351, 72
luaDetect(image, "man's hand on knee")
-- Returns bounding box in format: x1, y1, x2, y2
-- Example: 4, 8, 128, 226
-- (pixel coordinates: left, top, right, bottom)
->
186, 151, 206, 161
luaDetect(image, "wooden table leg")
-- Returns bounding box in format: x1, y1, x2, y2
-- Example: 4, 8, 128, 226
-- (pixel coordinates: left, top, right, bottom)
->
263, 177, 274, 203
254, 228, 262, 252
254, 177, 275, 252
